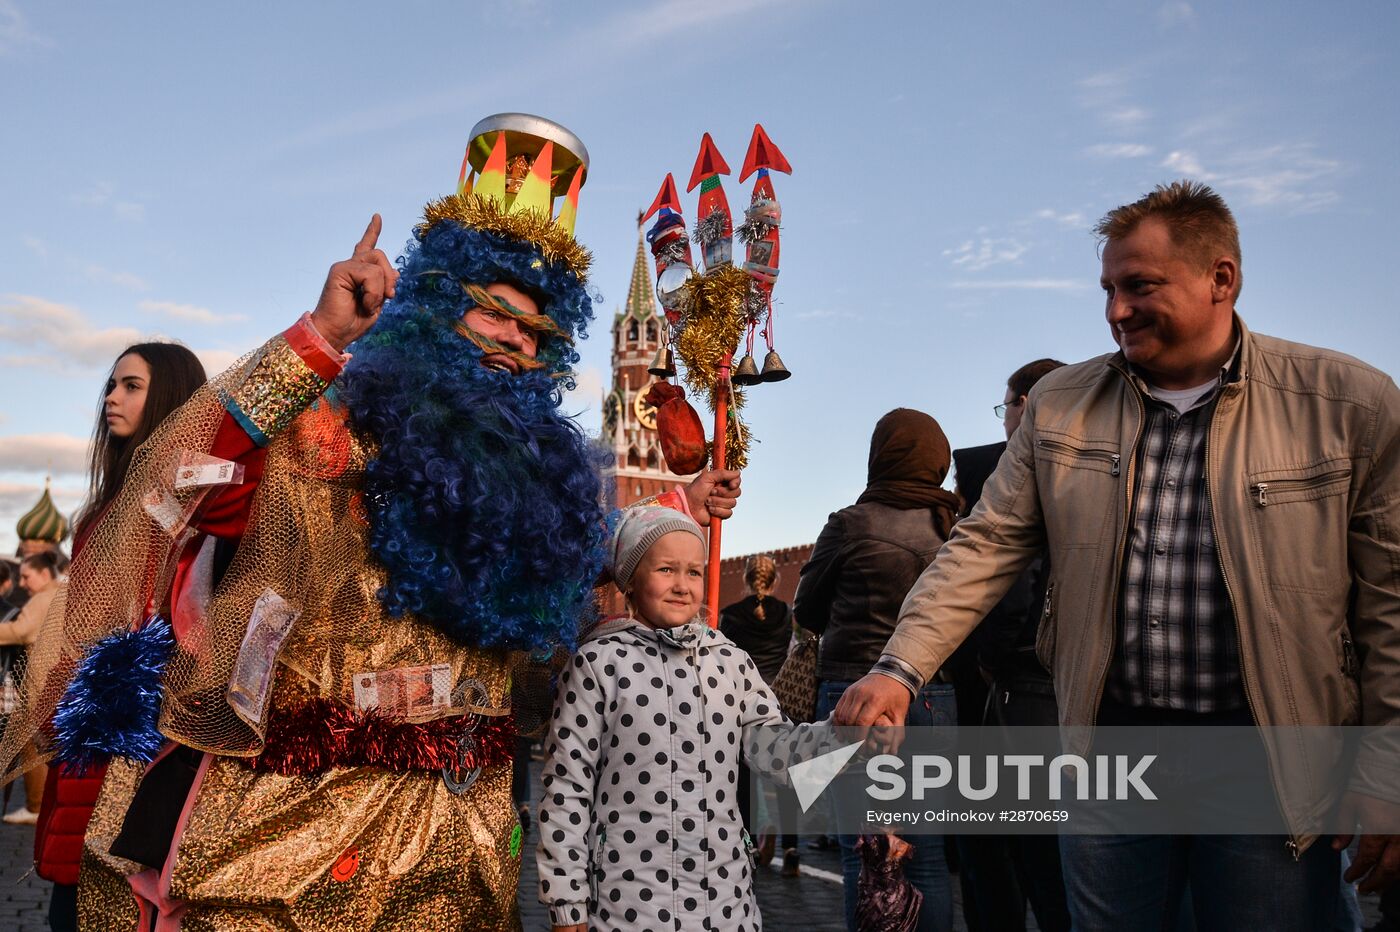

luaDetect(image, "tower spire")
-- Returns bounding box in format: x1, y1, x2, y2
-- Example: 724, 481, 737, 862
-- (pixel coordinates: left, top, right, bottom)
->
622, 219, 656, 322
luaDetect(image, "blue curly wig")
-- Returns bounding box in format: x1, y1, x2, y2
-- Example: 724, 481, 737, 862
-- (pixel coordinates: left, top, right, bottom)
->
338, 221, 608, 652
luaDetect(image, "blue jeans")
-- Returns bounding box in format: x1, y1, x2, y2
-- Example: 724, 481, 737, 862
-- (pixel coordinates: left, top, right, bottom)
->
816, 679, 955, 932
1059, 833, 1340, 932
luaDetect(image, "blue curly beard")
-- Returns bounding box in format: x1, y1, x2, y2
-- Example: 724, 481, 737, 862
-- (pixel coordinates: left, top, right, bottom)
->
337, 221, 608, 653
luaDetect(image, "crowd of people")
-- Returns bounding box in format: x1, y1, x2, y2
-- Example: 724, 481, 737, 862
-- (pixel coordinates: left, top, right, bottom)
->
0, 109, 1395, 932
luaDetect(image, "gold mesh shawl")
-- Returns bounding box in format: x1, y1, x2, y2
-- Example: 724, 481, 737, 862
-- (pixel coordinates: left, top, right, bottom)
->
0, 331, 523, 783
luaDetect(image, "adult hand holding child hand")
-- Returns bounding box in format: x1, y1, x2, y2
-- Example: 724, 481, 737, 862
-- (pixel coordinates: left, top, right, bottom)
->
835, 674, 912, 755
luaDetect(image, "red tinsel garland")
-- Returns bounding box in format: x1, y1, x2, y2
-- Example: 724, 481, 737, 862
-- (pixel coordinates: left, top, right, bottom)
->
246, 697, 516, 777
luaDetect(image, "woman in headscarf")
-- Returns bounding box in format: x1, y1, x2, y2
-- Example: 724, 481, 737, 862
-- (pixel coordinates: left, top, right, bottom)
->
793, 407, 960, 932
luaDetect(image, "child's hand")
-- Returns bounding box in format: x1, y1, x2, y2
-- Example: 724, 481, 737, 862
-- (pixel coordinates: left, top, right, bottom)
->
552, 925, 586, 932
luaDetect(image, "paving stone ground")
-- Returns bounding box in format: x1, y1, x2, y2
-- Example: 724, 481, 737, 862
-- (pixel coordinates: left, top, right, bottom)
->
0, 824, 47, 931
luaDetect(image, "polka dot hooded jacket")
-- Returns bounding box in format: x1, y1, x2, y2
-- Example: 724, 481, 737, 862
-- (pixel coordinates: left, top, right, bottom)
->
536, 616, 819, 931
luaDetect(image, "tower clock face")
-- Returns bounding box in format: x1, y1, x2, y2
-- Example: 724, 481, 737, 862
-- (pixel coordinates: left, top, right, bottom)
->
632, 390, 658, 430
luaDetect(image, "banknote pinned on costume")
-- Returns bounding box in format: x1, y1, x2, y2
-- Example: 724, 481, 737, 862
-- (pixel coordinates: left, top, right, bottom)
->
228, 588, 301, 727
173, 451, 246, 490
141, 488, 188, 536
352, 663, 453, 721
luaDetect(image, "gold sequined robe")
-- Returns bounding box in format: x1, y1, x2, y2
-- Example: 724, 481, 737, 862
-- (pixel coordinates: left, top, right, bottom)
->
74, 320, 524, 930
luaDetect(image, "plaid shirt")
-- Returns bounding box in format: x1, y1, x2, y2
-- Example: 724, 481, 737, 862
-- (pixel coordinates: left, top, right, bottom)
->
1106, 362, 1246, 713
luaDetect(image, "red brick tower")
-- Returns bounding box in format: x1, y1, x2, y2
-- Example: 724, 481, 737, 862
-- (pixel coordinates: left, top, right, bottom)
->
601, 222, 696, 509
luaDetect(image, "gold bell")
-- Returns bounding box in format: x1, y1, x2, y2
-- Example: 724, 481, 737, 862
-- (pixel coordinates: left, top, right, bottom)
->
647, 346, 676, 378
759, 349, 791, 382
731, 354, 762, 386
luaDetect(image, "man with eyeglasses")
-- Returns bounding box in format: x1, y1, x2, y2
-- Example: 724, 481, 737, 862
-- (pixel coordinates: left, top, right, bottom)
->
948, 358, 1069, 932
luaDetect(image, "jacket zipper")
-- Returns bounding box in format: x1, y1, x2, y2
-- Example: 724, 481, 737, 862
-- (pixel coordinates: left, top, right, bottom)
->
1341, 632, 1357, 678
1250, 468, 1349, 506
1091, 370, 1142, 735
685, 646, 710, 916
1036, 582, 1056, 665
592, 825, 607, 903
1204, 384, 1300, 858
1036, 437, 1122, 476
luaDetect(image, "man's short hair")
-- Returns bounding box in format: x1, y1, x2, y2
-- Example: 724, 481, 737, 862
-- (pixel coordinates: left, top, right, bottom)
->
1008, 358, 1066, 399
1095, 180, 1243, 299
0, 562, 11, 586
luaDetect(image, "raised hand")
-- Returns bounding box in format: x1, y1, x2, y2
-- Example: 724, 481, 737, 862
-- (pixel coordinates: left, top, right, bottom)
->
684, 468, 742, 527
309, 214, 399, 352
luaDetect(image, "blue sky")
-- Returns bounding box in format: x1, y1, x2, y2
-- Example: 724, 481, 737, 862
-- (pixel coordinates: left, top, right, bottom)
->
1, 0, 1396, 556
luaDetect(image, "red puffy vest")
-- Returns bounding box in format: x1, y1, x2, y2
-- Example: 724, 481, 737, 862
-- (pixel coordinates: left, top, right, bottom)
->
35, 763, 107, 884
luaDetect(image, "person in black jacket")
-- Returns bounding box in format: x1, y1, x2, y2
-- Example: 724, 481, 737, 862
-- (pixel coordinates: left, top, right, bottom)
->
722, 555, 802, 875
950, 358, 1071, 932
794, 407, 961, 932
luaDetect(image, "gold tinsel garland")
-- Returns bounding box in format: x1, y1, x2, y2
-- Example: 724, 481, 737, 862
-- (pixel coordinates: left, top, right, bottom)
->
418, 194, 593, 283
675, 264, 754, 470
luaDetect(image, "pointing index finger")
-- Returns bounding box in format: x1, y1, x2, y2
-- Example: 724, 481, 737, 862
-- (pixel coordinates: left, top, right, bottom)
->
354, 214, 383, 257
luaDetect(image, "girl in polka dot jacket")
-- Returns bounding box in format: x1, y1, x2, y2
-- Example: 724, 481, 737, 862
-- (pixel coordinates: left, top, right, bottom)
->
537, 506, 824, 932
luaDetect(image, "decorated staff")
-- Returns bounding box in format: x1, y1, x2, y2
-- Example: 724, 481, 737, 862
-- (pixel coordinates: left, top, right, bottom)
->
734, 124, 792, 385
642, 173, 692, 379
641, 124, 794, 620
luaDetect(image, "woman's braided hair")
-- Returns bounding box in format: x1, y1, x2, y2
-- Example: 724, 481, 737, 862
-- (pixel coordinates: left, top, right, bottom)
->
744, 554, 779, 621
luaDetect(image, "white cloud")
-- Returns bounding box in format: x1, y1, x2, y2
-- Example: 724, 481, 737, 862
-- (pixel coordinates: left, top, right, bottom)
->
1161, 149, 1209, 177
1157, 2, 1197, 28
193, 348, 242, 376
71, 182, 145, 222
950, 279, 1090, 292
1218, 144, 1343, 211
562, 366, 604, 429
0, 295, 147, 368
140, 300, 248, 326
794, 307, 861, 321
0, 434, 89, 475
1085, 143, 1152, 159
1160, 145, 1342, 211
1078, 71, 1131, 91
263, 0, 806, 157
595, 0, 793, 47
84, 265, 148, 291
0, 294, 230, 376
1034, 208, 1088, 229
0, 1, 47, 55
1077, 70, 1151, 132
20, 234, 48, 259
1105, 107, 1150, 129
943, 238, 1028, 272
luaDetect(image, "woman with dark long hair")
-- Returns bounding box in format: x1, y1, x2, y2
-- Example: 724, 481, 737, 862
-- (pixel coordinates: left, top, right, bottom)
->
73, 343, 209, 539
36, 342, 206, 932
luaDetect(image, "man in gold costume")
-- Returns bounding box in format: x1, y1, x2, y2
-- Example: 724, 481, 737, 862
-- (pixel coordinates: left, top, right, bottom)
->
0, 114, 739, 930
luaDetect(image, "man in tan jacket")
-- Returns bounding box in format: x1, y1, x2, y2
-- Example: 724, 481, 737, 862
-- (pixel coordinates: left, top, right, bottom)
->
0, 550, 62, 824
835, 181, 1400, 929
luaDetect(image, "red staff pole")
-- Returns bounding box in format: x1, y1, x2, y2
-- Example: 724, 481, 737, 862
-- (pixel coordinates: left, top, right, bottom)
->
705, 352, 732, 626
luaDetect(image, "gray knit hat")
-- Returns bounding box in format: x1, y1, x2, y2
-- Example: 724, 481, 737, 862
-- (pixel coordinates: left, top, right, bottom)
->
609, 506, 706, 591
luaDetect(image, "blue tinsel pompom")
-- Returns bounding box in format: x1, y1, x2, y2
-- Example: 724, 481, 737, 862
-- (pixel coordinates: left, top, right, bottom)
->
53, 616, 175, 774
